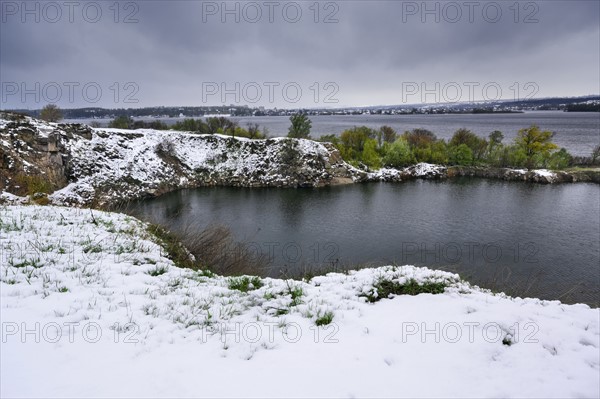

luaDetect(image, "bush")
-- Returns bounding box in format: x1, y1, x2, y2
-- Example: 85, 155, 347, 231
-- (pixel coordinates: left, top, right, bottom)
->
133, 120, 169, 130
172, 118, 207, 133
317, 134, 340, 145
15, 174, 53, 196
591, 145, 600, 165
280, 138, 301, 167
546, 148, 572, 169
400, 128, 448, 164
232, 125, 265, 139
402, 128, 437, 148
288, 113, 312, 139
449, 128, 487, 161
382, 138, 415, 167
361, 139, 381, 170
155, 138, 176, 158
39, 104, 62, 122
506, 145, 527, 168
449, 144, 474, 166
428, 140, 449, 164
515, 125, 558, 169
338, 126, 377, 162
246, 123, 265, 139
146, 223, 268, 276
109, 115, 134, 129
206, 117, 234, 134
362, 278, 447, 303
380, 126, 397, 145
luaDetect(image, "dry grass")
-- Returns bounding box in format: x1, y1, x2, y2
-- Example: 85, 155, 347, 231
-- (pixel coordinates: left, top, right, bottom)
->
183, 223, 270, 276
144, 220, 269, 276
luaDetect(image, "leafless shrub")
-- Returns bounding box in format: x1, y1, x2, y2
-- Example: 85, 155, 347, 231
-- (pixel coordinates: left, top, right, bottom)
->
155, 138, 176, 158
181, 223, 270, 276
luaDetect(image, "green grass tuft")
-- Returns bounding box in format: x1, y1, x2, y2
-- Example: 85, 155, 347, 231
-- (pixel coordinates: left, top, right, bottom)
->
315, 311, 334, 326
147, 265, 169, 277
362, 278, 447, 302
287, 284, 304, 306
228, 276, 263, 292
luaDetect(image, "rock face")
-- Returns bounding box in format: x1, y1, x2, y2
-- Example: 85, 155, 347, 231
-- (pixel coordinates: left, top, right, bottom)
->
367, 163, 448, 182
1, 112, 598, 207
446, 166, 600, 184
0, 113, 94, 195
367, 164, 600, 185
0, 112, 364, 206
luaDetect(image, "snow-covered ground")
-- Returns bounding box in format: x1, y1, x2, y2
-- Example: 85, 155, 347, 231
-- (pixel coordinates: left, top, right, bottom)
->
2, 113, 584, 208
1, 205, 598, 398
0, 113, 364, 206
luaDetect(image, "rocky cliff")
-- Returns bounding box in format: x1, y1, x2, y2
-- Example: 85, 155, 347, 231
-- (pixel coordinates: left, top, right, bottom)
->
0, 112, 365, 206
1, 112, 598, 207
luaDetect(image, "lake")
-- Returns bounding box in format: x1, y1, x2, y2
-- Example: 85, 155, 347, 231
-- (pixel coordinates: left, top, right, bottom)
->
129, 179, 600, 306
65, 111, 599, 156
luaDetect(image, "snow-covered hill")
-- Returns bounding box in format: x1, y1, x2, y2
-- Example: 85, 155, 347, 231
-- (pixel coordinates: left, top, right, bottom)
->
1, 205, 598, 397
0, 112, 366, 206
4, 113, 595, 207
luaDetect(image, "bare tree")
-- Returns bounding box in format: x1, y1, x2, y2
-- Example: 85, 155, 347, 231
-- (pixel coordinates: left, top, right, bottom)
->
39, 104, 63, 122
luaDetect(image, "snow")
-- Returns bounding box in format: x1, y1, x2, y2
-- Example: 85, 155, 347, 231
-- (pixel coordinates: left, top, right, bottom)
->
0, 192, 29, 205
28, 125, 351, 205
411, 162, 443, 176
0, 115, 352, 205
533, 169, 557, 178
1, 205, 598, 398
368, 163, 446, 181
27, 118, 57, 138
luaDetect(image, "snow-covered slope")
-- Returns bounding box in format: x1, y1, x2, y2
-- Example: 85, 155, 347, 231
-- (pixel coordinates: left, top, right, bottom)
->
1, 113, 597, 207
0, 113, 364, 206
1, 205, 598, 398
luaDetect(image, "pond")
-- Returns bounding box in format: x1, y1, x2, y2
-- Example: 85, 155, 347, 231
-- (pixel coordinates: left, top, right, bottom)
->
129, 179, 600, 306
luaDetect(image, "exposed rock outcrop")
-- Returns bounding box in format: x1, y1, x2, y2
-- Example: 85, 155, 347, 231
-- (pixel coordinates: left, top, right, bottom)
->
446, 166, 600, 184
0, 112, 364, 206
1, 112, 598, 207
0, 113, 93, 195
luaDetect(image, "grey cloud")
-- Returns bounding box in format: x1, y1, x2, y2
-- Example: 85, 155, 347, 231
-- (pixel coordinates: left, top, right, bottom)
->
1, 0, 598, 108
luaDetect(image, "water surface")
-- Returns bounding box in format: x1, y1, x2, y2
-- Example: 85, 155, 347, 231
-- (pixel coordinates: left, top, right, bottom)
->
129, 179, 600, 306
67, 111, 600, 156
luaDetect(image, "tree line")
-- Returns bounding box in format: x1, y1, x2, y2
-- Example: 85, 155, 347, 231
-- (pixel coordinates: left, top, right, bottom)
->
36, 105, 599, 170
283, 113, 599, 170
319, 124, 599, 170
106, 115, 268, 139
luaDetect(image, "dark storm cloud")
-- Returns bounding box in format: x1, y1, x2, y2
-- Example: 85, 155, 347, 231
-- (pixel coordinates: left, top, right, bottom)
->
1, 0, 598, 108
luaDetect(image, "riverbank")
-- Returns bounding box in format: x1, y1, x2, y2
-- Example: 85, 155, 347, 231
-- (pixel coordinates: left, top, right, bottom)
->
1, 205, 598, 398
368, 164, 600, 184
1, 112, 598, 207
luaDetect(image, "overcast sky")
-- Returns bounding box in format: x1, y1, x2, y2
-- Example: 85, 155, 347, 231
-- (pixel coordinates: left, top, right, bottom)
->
1, 0, 599, 109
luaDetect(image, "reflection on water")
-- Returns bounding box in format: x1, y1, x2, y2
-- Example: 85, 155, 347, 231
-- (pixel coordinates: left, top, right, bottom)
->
128, 179, 600, 306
